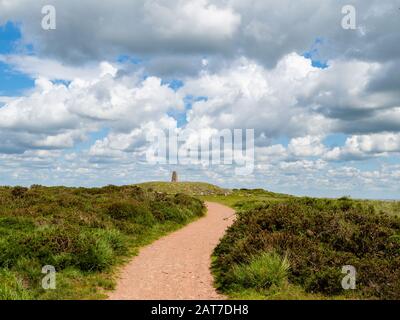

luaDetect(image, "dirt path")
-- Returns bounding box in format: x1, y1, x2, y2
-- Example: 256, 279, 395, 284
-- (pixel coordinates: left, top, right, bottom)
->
107, 202, 235, 300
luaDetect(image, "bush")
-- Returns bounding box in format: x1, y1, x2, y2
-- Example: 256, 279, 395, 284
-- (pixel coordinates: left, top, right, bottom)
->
93, 229, 127, 255
304, 267, 344, 295
0, 227, 76, 268
0, 227, 125, 272
130, 186, 146, 201
151, 202, 189, 223
231, 252, 289, 290
107, 200, 155, 225
213, 198, 400, 299
0, 184, 207, 299
75, 232, 114, 271
11, 186, 28, 199
174, 193, 205, 215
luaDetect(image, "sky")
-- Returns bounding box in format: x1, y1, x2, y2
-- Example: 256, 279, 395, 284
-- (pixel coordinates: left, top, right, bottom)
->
0, 0, 399, 199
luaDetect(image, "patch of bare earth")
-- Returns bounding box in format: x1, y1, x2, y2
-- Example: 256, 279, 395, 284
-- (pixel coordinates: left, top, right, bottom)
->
107, 202, 235, 300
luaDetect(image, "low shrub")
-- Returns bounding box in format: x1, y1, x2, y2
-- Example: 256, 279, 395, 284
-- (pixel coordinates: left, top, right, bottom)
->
107, 200, 155, 225
11, 186, 29, 199
214, 198, 400, 299
75, 231, 114, 271
0, 184, 205, 299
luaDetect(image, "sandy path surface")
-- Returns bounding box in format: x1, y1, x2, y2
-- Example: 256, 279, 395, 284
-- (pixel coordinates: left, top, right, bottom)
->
107, 202, 235, 300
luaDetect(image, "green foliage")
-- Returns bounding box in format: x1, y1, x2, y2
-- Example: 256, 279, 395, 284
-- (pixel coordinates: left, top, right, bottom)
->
231, 252, 290, 290
199, 188, 292, 208
0, 184, 205, 299
75, 232, 114, 271
148, 193, 205, 224
137, 181, 229, 196
0, 269, 33, 300
107, 200, 155, 225
11, 186, 29, 199
213, 196, 400, 299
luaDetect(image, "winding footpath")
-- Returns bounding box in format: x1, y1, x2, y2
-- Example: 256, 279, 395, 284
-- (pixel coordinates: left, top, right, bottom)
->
107, 202, 235, 300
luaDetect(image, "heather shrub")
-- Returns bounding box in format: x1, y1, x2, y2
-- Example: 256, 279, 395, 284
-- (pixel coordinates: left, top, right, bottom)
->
0, 184, 205, 299
214, 198, 400, 299
107, 200, 155, 225
11, 186, 28, 199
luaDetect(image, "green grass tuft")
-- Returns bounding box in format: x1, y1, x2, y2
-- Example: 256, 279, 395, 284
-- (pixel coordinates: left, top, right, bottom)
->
231, 252, 290, 290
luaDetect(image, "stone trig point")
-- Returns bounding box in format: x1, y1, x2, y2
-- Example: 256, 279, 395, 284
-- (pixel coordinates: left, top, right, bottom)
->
171, 171, 178, 182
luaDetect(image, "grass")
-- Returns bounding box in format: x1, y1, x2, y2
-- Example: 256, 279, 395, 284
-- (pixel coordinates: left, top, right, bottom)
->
136, 181, 230, 196
0, 184, 205, 300
200, 189, 400, 217
207, 189, 400, 300
2, 182, 399, 300
231, 251, 290, 289
199, 188, 292, 208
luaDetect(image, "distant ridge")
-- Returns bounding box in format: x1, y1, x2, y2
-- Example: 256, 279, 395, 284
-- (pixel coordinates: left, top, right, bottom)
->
135, 181, 230, 196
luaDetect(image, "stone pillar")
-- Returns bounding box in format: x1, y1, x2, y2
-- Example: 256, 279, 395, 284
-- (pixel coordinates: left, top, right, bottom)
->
171, 171, 178, 182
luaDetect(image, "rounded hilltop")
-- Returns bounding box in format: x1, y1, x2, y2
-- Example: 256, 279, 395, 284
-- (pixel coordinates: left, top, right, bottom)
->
135, 181, 230, 196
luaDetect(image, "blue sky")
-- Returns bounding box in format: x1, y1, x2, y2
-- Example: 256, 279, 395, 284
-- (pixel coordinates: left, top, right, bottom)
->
0, 22, 21, 54
0, 1, 399, 199
0, 22, 34, 96
303, 38, 329, 69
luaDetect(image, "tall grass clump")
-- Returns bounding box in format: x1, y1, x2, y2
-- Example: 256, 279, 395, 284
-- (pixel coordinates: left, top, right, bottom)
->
231, 252, 290, 290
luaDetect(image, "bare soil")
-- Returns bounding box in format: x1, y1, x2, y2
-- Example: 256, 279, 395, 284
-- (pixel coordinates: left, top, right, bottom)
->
107, 202, 235, 300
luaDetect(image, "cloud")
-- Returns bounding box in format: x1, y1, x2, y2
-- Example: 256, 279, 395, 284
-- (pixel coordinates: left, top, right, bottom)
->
181, 53, 331, 139
0, 62, 183, 153
181, 53, 400, 140
288, 136, 327, 157
0, 54, 116, 81
88, 116, 178, 160
325, 132, 400, 161
2, 0, 399, 72
366, 59, 400, 94
279, 159, 327, 172
144, 0, 241, 40
0, 0, 241, 66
